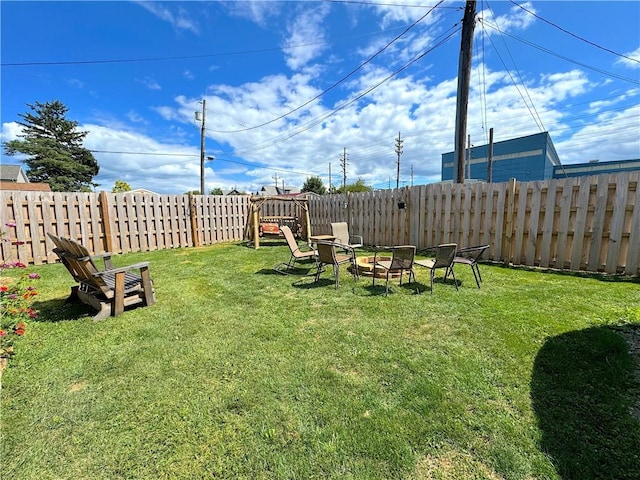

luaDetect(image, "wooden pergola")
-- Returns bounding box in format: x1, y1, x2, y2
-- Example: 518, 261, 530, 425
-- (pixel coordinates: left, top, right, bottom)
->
247, 195, 311, 249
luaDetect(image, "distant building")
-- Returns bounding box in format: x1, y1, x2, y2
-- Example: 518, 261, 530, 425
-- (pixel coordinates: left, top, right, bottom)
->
0, 164, 52, 192
0, 164, 29, 183
441, 132, 560, 183
257, 185, 301, 196
223, 188, 245, 196
441, 132, 639, 182
553, 158, 640, 178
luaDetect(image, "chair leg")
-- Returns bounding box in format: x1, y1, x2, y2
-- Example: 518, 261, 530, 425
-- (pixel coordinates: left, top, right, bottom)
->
450, 267, 459, 291
385, 270, 390, 296
475, 264, 483, 284
334, 265, 339, 289
430, 269, 434, 294
350, 258, 359, 281
471, 264, 481, 288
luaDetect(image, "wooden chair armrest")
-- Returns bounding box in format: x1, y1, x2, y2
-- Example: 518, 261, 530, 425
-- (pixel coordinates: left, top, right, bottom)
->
93, 262, 151, 276
89, 252, 115, 269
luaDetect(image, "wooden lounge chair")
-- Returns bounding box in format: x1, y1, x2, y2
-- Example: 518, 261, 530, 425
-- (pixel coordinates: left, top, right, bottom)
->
48, 233, 155, 321
373, 245, 417, 295
415, 243, 458, 294
314, 240, 358, 289
273, 225, 317, 274
330, 222, 363, 249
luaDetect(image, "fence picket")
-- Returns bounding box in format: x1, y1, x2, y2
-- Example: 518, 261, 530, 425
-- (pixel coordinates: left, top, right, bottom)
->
605, 174, 628, 273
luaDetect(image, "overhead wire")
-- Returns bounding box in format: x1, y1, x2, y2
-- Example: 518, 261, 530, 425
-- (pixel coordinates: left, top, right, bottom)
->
85, 98, 638, 184
482, 23, 640, 86
89, 149, 330, 179
0, 17, 418, 67
233, 25, 460, 156
205, 0, 446, 134
481, 2, 547, 131
509, 0, 640, 65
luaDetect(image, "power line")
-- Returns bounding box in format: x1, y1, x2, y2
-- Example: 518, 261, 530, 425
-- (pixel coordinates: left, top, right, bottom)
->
479, 17, 546, 132
509, 0, 640, 65
205, 0, 446, 134
232, 26, 460, 156
88, 149, 329, 178
0, 12, 439, 67
482, 21, 640, 86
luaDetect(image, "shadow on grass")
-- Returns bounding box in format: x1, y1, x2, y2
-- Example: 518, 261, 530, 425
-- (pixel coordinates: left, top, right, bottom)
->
255, 267, 316, 276
491, 262, 640, 284
238, 239, 289, 249
32, 297, 95, 322
531, 325, 640, 479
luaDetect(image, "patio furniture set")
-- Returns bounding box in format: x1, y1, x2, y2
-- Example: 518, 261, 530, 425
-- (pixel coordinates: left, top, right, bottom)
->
46, 223, 488, 321
274, 222, 490, 295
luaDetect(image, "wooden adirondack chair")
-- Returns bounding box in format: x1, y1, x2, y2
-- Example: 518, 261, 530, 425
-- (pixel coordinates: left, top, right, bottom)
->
48, 234, 155, 321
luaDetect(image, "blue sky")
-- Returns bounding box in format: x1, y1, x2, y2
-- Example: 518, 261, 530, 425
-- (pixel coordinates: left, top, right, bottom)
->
2, 1, 639, 194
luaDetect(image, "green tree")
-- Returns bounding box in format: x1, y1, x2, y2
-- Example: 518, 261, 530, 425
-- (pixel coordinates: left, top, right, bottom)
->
112, 180, 132, 193
210, 187, 224, 195
3, 100, 99, 192
301, 176, 326, 195
336, 178, 372, 193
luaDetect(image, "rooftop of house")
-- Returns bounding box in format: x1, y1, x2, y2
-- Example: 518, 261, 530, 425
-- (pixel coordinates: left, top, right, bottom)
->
0, 165, 29, 183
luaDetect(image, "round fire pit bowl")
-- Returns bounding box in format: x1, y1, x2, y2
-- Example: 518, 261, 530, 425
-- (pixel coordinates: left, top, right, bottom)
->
354, 256, 401, 278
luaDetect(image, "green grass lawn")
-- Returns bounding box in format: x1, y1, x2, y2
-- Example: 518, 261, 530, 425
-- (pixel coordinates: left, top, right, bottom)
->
2, 241, 639, 479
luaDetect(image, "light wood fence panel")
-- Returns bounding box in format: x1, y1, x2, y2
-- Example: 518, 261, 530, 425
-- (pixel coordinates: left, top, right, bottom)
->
1, 173, 638, 275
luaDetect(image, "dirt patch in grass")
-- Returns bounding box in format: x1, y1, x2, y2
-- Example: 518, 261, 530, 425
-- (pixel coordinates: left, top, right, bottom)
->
413, 448, 503, 479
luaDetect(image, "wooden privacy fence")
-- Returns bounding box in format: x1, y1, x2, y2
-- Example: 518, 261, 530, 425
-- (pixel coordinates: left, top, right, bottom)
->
310, 171, 639, 275
1, 172, 638, 275
0, 191, 251, 265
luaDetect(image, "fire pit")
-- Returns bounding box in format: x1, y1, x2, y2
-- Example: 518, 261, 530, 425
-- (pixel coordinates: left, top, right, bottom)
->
354, 256, 401, 278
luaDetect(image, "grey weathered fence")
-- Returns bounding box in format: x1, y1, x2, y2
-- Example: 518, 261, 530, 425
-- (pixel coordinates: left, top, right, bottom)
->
1, 172, 638, 275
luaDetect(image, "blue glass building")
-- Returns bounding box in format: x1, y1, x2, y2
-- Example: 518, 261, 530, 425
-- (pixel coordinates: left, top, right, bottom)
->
441, 131, 639, 182
441, 132, 560, 182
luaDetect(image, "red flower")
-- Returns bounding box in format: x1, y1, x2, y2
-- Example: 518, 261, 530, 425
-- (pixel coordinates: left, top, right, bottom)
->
0, 330, 6, 337
0, 285, 7, 292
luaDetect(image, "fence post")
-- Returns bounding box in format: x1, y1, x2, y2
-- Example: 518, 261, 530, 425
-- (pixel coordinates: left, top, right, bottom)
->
189, 193, 200, 247
99, 191, 113, 253
503, 177, 517, 265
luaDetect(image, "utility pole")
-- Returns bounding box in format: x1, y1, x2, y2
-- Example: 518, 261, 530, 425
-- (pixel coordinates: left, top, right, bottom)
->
272, 173, 280, 189
395, 131, 403, 189
454, 1, 476, 184
329, 163, 332, 192
340, 148, 348, 191
199, 99, 206, 195
411, 164, 414, 186
487, 128, 494, 183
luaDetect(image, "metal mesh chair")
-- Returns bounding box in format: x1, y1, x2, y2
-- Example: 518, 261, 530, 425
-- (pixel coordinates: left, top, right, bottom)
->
453, 244, 490, 288
330, 222, 363, 249
274, 225, 317, 274
314, 240, 358, 289
373, 245, 417, 296
415, 243, 458, 294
